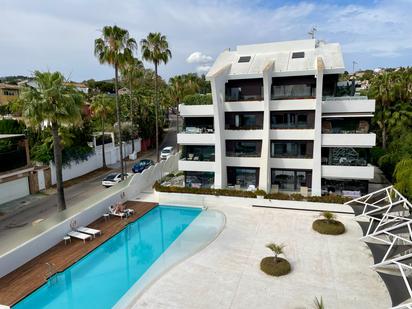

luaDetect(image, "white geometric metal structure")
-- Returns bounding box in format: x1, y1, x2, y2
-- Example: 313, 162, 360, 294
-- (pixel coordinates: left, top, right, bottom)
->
346, 186, 412, 308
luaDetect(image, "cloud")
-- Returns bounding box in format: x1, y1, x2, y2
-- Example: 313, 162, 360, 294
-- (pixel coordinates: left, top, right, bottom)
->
196, 65, 211, 73
186, 52, 213, 64
0, 0, 411, 80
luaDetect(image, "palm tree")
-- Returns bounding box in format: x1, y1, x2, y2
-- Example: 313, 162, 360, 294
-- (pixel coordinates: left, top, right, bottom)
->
18, 71, 83, 211
321, 211, 336, 223
140, 32, 172, 161
266, 243, 285, 263
394, 158, 412, 198
91, 94, 114, 168
94, 25, 137, 178
120, 57, 144, 153
369, 72, 395, 150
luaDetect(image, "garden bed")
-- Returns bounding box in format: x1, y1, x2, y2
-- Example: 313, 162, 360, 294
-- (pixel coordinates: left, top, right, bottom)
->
260, 257, 291, 277
312, 219, 345, 235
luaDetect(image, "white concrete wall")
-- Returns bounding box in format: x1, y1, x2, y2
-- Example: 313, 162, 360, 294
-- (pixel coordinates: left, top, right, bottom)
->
270, 129, 315, 140
322, 133, 376, 147
322, 164, 375, 180
178, 160, 215, 172
224, 101, 264, 112
178, 104, 214, 117
224, 156, 261, 168
270, 158, 313, 169
0, 154, 178, 279
322, 99, 375, 114
50, 139, 141, 185
0, 177, 30, 204
177, 133, 215, 145
270, 99, 316, 111
224, 130, 264, 140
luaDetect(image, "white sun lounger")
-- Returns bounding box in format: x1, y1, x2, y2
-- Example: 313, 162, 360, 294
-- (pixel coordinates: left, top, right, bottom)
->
77, 226, 101, 238
68, 231, 92, 243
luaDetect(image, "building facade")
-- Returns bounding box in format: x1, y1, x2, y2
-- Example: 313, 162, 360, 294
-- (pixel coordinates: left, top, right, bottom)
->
177, 39, 376, 196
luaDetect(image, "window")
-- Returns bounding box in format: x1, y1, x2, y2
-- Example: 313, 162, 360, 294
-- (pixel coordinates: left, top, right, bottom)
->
270, 111, 314, 129
271, 169, 311, 191
271, 141, 312, 158
227, 167, 259, 188
185, 171, 214, 189
226, 140, 262, 157
292, 52, 305, 59
238, 56, 251, 63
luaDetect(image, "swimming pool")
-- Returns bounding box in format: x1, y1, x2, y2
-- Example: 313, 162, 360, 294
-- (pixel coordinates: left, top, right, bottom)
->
13, 205, 201, 309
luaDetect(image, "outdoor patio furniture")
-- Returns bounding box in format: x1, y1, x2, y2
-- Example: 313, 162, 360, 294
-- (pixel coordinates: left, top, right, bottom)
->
77, 226, 101, 238
68, 231, 92, 243
247, 184, 256, 191
108, 206, 127, 219
63, 236, 71, 245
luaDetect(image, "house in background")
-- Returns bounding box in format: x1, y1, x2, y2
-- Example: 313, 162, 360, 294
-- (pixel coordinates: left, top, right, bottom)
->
177, 39, 376, 197
0, 83, 19, 106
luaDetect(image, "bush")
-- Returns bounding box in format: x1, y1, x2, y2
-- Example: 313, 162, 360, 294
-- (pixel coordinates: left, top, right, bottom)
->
307, 195, 351, 204
312, 219, 345, 235
264, 192, 291, 200
255, 189, 266, 196
370, 146, 386, 165
260, 257, 291, 277
182, 93, 213, 105
0, 119, 25, 134
154, 182, 257, 198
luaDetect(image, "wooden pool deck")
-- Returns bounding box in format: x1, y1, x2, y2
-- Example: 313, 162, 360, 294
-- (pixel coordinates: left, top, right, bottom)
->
0, 201, 157, 306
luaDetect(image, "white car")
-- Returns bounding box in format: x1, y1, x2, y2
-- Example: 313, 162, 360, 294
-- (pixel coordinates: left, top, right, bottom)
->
102, 173, 128, 187
160, 146, 173, 160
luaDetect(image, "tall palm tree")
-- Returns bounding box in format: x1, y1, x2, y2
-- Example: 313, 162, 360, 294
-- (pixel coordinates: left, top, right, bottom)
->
94, 25, 137, 178
140, 32, 172, 161
91, 94, 114, 168
120, 57, 144, 152
18, 71, 83, 212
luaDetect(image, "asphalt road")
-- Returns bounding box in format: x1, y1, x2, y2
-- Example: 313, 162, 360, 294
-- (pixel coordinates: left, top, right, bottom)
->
0, 116, 178, 239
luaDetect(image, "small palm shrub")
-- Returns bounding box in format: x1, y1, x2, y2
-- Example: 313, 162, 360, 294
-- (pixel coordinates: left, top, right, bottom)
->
260, 243, 291, 276
313, 297, 325, 309
313, 211, 345, 235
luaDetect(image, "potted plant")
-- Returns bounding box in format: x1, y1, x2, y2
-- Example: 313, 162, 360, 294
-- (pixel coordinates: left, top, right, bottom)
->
255, 189, 266, 199
260, 243, 291, 276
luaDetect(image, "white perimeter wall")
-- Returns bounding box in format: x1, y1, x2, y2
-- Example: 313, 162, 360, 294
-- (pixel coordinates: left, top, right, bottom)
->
50, 139, 141, 185
0, 177, 30, 204
0, 153, 178, 279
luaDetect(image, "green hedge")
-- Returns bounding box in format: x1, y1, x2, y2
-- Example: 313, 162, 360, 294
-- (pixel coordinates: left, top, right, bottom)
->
153, 183, 352, 204
154, 181, 257, 198
182, 93, 212, 105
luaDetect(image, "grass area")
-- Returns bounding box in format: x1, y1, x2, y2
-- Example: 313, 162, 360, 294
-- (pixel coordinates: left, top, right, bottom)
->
260, 257, 291, 277
312, 219, 345, 235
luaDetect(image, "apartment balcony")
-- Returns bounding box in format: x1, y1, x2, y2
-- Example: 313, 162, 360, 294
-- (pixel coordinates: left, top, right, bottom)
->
270, 129, 315, 140
270, 99, 316, 111
178, 103, 214, 117
177, 132, 215, 145
271, 76, 316, 101
224, 156, 261, 168
322, 96, 375, 114
322, 133, 376, 147
224, 101, 264, 112
269, 158, 313, 170
322, 164, 374, 180
225, 129, 264, 140
178, 160, 215, 172
225, 78, 264, 102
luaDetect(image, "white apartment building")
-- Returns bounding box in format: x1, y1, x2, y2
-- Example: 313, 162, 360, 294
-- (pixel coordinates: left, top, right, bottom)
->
177, 39, 376, 196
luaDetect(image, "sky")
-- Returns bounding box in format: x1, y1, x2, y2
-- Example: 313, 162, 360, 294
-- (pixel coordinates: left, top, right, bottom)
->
0, 0, 411, 82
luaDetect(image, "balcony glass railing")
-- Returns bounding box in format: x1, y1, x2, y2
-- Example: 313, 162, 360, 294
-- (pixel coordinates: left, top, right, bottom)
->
271, 85, 315, 100
225, 93, 263, 102
180, 146, 215, 161
322, 119, 370, 134
179, 126, 214, 134
323, 96, 368, 101
321, 157, 367, 166
226, 151, 260, 157
321, 147, 368, 166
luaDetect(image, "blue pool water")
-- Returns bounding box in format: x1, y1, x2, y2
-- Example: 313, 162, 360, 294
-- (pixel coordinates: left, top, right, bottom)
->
13, 206, 201, 309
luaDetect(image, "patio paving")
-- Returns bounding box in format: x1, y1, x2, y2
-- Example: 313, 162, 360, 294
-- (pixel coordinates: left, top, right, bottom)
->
132, 202, 390, 309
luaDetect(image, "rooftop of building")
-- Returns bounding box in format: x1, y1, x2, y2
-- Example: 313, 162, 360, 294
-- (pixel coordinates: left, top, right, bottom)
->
206, 39, 345, 79
0, 83, 20, 90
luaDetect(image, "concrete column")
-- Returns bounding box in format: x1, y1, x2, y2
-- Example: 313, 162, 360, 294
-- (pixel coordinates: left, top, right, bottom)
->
259, 61, 274, 192
312, 57, 325, 196
209, 66, 230, 189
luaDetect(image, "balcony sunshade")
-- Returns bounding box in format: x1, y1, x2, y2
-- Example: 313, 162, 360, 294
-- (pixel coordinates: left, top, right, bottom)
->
377, 272, 412, 307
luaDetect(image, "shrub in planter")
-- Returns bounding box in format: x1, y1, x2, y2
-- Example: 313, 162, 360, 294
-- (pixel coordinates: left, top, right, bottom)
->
307, 195, 351, 204
264, 192, 290, 200
312, 211, 345, 235
260, 243, 291, 277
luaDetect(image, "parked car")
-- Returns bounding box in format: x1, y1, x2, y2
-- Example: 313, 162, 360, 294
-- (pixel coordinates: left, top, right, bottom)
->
132, 159, 154, 173
160, 146, 174, 160
101, 173, 128, 187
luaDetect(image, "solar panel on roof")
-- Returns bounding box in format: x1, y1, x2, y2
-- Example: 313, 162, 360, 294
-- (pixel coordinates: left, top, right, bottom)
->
238, 56, 251, 63
292, 52, 305, 59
